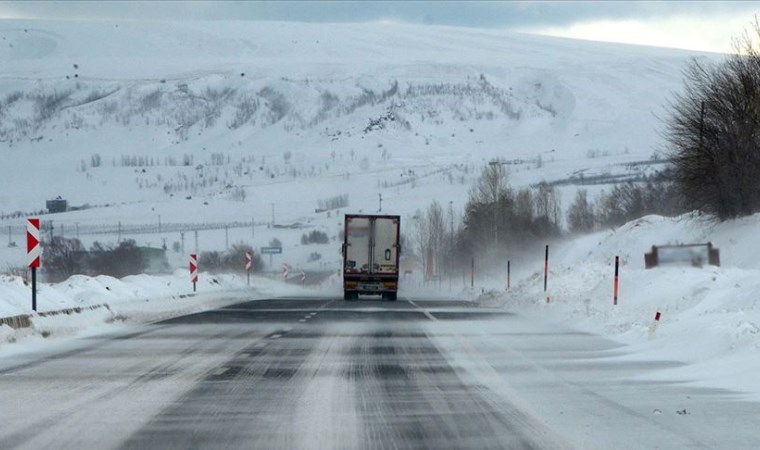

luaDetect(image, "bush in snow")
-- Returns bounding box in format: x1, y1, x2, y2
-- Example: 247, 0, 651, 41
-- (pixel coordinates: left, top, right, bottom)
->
88, 240, 149, 279
199, 243, 263, 273
567, 189, 595, 233
300, 230, 329, 245
42, 237, 87, 282
596, 182, 683, 228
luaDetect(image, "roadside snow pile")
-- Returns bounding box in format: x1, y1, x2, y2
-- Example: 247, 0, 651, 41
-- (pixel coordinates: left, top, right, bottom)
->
506, 212, 760, 399
0, 270, 310, 349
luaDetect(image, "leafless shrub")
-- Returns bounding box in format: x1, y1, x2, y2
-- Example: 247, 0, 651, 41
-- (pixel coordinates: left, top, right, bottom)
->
317, 194, 349, 211
567, 189, 595, 233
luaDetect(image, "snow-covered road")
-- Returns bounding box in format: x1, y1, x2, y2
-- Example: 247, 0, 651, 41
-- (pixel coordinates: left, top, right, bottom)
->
0, 296, 757, 449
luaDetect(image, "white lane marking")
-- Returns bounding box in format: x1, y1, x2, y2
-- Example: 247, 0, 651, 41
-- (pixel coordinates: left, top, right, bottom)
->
319, 299, 337, 310
212, 367, 229, 376
270, 334, 282, 339
299, 319, 307, 323
253, 342, 267, 348
241, 353, 251, 358
407, 299, 438, 321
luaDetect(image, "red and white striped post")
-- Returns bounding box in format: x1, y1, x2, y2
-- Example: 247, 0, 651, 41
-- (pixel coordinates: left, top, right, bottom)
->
27, 218, 41, 311
189, 253, 198, 292
245, 251, 252, 286
544, 245, 549, 303
613, 256, 620, 306
649, 310, 662, 338
282, 263, 289, 280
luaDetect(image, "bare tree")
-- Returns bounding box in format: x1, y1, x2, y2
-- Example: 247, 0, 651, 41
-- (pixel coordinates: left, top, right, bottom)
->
42, 237, 86, 282
665, 19, 760, 220
426, 201, 446, 273
468, 163, 511, 248
567, 189, 595, 233
533, 182, 562, 232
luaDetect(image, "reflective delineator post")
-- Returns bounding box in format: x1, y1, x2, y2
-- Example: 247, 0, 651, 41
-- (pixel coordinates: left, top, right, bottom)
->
544, 245, 549, 303
27, 218, 41, 312
189, 253, 198, 292
543, 245, 549, 292
649, 310, 662, 338
614, 256, 620, 306
471, 257, 474, 288
507, 260, 511, 290
245, 251, 252, 286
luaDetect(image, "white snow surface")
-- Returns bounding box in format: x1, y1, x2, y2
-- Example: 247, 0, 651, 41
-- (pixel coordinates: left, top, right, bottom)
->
0, 270, 318, 354
497, 212, 760, 401
2, 19, 759, 403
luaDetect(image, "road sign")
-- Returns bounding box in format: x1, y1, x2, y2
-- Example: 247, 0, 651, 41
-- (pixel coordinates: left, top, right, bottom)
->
27, 218, 41, 268
189, 253, 198, 287
261, 247, 282, 254
27, 218, 41, 312
245, 251, 252, 271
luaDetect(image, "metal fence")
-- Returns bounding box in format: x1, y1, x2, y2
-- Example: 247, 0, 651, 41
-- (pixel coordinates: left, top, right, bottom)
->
3, 220, 259, 245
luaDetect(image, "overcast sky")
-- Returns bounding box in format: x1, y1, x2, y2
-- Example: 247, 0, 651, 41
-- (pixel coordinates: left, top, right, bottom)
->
0, 1, 758, 53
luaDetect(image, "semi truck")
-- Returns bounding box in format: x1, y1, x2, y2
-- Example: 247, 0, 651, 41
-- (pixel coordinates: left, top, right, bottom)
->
342, 214, 400, 301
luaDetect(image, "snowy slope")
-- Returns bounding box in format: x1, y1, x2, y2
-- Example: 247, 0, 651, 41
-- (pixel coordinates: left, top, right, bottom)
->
0, 19, 713, 271
490, 212, 760, 400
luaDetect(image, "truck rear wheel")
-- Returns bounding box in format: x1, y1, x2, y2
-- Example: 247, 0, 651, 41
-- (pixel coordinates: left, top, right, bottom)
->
344, 291, 357, 301
384, 292, 397, 301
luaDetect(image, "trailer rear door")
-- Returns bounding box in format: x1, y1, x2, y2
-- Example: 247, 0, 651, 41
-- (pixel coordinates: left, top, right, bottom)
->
345, 216, 371, 273
373, 216, 399, 274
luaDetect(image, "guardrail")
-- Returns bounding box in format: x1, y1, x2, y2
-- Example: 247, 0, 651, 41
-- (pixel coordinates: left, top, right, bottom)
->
0, 303, 112, 329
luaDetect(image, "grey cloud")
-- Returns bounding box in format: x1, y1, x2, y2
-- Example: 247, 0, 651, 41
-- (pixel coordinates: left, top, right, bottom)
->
1, 1, 758, 28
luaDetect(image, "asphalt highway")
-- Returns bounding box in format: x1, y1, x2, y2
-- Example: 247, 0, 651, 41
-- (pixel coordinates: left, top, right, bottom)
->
1, 296, 758, 449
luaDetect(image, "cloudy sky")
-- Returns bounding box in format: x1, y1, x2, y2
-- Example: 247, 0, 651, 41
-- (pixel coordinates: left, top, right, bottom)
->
0, 1, 758, 53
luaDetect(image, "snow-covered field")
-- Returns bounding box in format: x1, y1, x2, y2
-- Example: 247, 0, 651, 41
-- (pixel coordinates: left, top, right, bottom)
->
3, 19, 760, 403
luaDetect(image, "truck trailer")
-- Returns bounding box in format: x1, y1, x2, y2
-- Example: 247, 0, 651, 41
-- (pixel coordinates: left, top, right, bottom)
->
342, 214, 400, 301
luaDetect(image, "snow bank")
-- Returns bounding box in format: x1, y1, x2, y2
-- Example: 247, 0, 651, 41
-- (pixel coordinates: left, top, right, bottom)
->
501, 212, 760, 399
0, 270, 311, 350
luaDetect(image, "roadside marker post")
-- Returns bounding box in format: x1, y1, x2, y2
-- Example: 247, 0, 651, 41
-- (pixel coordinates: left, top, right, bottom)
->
189, 253, 198, 292
614, 256, 620, 306
245, 251, 252, 286
27, 218, 41, 312
300, 271, 306, 286
507, 260, 511, 290
544, 245, 549, 303
282, 263, 289, 280
649, 310, 662, 338
470, 258, 474, 288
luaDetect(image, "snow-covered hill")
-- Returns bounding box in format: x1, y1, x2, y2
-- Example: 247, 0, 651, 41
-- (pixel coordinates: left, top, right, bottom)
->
0, 19, 713, 271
